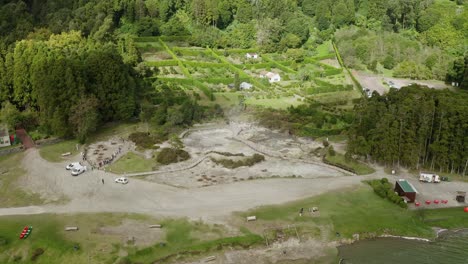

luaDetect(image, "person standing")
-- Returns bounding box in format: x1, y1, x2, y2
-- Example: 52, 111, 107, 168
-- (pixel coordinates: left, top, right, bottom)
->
102, 179, 104, 184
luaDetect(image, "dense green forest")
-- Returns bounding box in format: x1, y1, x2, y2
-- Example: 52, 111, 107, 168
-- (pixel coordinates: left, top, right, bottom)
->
0, 0, 467, 143
348, 86, 468, 175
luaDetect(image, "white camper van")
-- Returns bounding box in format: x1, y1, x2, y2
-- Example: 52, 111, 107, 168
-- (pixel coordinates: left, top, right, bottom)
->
419, 172, 440, 183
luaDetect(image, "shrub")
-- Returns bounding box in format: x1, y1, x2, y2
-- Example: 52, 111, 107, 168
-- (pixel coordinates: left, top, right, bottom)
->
328, 145, 336, 156
128, 132, 161, 149
322, 140, 330, 147
31, 248, 44, 261
367, 178, 408, 208
157, 148, 190, 165
211, 154, 265, 169
0, 236, 8, 246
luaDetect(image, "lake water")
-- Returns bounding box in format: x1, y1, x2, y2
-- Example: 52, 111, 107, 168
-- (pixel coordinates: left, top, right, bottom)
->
338, 230, 468, 264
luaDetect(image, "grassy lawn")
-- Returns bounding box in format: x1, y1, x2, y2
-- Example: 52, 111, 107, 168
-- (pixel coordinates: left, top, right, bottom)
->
107, 152, 155, 174
0, 212, 262, 264
0, 153, 44, 207
127, 218, 262, 263
311, 90, 361, 104
0, 213, 151, 264
315, 41, 334, 57
421, 207, 468, 228
242, 186, 440, 240
245, 96, 304, 109
211, 92, 241, 108
38, 140, 79, 163
325, 153, 375, 175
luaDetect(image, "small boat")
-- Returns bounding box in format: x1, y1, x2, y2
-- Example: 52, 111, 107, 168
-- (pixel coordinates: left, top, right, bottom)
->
19, 226, 33, 239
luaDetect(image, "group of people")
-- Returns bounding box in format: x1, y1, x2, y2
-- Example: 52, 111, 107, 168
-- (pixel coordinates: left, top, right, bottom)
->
97, 146, 122, 168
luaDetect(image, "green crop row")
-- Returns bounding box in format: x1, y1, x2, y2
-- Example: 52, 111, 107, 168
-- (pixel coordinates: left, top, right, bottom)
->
236, 62, 275, 70
172, 47, 212, 57
145, 60, 179, 67
311, 53, 336, 60
199, 77, 250, 85
159, 39, 192, 77
261, 55, 296, 73
213, 48, 257, 55
184, 61, 227, 68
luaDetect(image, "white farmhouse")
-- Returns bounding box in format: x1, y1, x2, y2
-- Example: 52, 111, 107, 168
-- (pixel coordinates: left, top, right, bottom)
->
260, 71, 281, 83
240, 82, 253, 90
245, 53, 259, 59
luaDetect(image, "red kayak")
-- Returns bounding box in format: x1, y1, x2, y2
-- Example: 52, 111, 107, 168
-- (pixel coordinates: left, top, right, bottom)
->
19, 226, 33, 239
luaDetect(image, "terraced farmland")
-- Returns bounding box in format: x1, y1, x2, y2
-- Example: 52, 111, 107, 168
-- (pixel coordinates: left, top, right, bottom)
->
135, 36, 362, 110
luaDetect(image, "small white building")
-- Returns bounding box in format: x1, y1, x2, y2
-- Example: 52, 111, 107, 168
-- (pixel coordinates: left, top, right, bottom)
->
0, 125, 11, 147
245, 53, 259, 59
260, 71, 281, 83
240, 82, 253, 90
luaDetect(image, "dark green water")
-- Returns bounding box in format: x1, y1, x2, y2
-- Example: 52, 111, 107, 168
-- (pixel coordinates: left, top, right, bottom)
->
338, 230, 468, 264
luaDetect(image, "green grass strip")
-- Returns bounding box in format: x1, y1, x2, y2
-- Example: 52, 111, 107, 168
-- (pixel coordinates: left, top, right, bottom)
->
261, 55, 296, 73
144, 60, 179, 67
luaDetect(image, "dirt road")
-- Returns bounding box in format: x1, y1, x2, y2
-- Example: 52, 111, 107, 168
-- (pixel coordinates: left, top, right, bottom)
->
1, 149, 367, 222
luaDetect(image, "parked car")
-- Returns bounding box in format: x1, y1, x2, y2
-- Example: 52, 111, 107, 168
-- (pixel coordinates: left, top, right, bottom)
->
66, 162, 80, 170
71, 165, 87, 176
115, 177, 129, 184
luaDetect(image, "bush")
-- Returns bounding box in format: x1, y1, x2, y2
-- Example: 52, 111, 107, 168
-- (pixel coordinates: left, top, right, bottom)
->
367, 178, 408, 208
322, 140, 330, 147
211, 154, 265, 169
328, 145, 336, 156
157, 148, 190, 165
128, 132, 161, 149
0, 236, 8, 246
31, 248, 44, 261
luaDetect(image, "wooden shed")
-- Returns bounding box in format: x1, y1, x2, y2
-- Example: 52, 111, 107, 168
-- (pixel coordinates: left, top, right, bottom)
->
394, 179, 417, 203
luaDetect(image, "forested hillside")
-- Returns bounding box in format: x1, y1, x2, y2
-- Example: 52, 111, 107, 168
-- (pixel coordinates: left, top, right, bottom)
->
0, 0, 467, 143
348, 86, 468, 175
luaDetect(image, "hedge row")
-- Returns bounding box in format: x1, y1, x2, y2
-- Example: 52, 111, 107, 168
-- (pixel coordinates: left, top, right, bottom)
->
213, 48, 257, 55
318, 62, 343, 75
332, 41, 364, 93
172, 47, 211, 56
261, 55, 296, 73
145, 60, 179, 67
184, 61, 227, 68
200, 77, 250, 85
367, 178, 408, 208
311, 53, 336, 60
236, 63, 275, 70
303, 57, 318, 63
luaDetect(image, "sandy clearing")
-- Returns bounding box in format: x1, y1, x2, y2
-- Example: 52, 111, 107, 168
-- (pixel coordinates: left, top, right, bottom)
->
353, 70, 450, 95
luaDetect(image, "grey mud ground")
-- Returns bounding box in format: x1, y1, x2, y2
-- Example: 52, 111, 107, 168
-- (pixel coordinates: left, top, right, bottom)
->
1, 121, 467, 264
